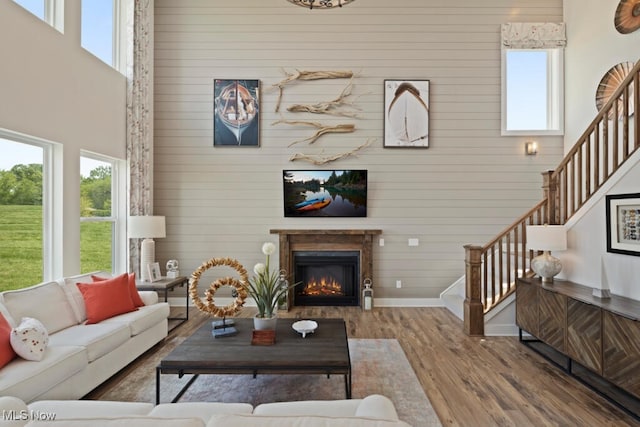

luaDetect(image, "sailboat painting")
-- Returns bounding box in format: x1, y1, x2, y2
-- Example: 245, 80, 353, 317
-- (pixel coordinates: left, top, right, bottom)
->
383, 80, 429, 148
213, 79, 260, 146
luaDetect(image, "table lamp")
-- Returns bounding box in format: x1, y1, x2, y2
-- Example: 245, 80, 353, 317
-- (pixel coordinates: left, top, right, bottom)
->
128, 216, 166, 282
526, 224, 567, 284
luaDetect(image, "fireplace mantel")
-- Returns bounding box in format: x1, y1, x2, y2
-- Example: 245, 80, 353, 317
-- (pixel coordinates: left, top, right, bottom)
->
270, 229, 382, 308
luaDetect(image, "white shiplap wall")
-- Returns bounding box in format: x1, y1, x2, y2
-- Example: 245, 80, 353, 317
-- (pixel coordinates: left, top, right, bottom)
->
153, 0, 563, 299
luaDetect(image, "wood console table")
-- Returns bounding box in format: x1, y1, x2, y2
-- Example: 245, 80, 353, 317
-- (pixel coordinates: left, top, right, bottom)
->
516, 277, 640, 418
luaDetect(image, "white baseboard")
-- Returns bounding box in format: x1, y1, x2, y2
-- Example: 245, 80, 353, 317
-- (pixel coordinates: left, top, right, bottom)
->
169, 297, 444, 308
484, 324, 520, 336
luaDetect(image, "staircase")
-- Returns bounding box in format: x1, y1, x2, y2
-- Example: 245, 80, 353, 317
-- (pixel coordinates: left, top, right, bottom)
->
459, 59, 640, 336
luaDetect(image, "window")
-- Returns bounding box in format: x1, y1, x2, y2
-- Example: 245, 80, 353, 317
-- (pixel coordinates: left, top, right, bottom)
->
80, 155, 117, 274
0, 136, 46, 291
500, 23, 566, 136
13, 0, 44, 19
502, 48, 564, 135
81, 0, 116, 67
13, 0, 63, 32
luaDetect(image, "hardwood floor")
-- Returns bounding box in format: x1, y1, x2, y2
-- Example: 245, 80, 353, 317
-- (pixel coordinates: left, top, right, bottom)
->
88, 306, 640, 426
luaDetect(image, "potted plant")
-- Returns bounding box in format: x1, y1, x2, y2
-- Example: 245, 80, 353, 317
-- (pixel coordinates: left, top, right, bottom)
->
246, 242, 298, 330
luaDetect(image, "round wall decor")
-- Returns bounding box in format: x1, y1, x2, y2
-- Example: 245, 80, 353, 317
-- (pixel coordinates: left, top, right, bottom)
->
595, 61, 635, 120
615, 0, 640, 34
189, 257, 249, 318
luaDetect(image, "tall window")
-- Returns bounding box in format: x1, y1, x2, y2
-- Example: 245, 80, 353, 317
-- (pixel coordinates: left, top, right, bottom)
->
13, 0, 63, 32
81, 0, 115, 66
0, 137, 45, 291
13, 0, 44, 19
80, 155, 116, 273
501, 23, 566, 136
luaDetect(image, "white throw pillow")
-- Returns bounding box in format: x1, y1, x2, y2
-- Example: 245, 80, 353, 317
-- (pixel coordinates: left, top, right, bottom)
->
10, 317, 49, 361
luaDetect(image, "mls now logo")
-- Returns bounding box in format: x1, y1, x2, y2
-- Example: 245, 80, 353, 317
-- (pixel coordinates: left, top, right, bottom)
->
2, 410, 56, 421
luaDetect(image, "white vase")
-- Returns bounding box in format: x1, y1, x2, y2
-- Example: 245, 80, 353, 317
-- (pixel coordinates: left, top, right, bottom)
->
253, 315, 277, 330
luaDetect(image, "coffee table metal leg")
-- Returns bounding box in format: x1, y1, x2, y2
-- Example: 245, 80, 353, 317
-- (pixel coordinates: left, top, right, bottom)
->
156, 367, 160, 404
171, 374, 199, 403
345, 369, 352, 399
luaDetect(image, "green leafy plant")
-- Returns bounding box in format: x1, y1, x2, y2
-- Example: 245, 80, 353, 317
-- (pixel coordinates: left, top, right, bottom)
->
246, 242, 299, 318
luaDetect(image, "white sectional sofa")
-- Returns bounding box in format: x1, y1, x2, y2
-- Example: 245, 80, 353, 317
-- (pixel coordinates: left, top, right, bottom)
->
0, 272, 170, 402
0, 394, 412, 427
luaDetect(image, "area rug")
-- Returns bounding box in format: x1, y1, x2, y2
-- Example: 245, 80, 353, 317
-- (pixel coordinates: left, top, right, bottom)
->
98, 339, 441, 427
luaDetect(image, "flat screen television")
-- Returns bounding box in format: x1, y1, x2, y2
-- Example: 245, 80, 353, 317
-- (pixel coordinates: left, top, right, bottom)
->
283, 170, 367, 218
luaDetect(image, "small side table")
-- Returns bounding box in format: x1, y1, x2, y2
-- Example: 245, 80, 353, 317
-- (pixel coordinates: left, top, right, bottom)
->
136, 276, 189, 330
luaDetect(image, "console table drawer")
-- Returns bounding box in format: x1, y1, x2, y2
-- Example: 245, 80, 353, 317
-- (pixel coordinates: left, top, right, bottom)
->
603, 311, 640, 399
567, 299, 602, 374
538, 290, 566, 353
515, 277, 539, 336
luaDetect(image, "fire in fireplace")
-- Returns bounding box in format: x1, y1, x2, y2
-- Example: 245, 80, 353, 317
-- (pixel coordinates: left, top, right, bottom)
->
293, 250, 359, 306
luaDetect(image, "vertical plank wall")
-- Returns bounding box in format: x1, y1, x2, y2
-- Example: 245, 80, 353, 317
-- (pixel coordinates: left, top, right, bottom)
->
153, 0, 563, 300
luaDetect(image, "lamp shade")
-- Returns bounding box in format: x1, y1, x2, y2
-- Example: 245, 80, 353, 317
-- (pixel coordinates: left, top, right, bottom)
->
526, 225, 567, 251
128, 216, 166, 239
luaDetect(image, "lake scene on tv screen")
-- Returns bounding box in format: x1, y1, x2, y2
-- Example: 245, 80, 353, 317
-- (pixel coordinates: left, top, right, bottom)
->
283, 170, 367, 217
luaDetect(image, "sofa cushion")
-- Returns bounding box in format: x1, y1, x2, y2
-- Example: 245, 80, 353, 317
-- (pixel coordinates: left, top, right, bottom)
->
92, 273, 145, 307
10, 317, 49, 361
101, 303, 170, 336
28, 400, 154, 419
205, 414, 412, 427
61, 272, 112, 323
77, 273, 137, 324
0, 345, 86, 402
1, 281, 78, 334
48, 322, 130, 362
25, 417, 205, 427
149, 402, 254, 422
0, 312, 17, 368
254, 399, 362, 417
0, 396, 29, 427
354, 395, 399, 420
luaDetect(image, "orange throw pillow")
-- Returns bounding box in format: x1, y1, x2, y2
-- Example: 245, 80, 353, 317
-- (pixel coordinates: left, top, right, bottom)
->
92, 273, 145, 307
0, 313, 17, 368
78, 273, 137, 324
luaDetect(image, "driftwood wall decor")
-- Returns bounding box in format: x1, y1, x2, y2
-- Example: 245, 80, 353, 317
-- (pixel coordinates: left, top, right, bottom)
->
272, 69, 354, 112
272, 120, 356, 147
289, 139, 374, 165
286, 81, 360, 118
271, 68, 372, 164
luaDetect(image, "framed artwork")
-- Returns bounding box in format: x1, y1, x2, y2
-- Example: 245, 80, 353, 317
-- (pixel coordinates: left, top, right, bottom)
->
606, 193, 640, 257
213, 79, 260, 146
147, 262, 162, 282
384, 79, 429, 148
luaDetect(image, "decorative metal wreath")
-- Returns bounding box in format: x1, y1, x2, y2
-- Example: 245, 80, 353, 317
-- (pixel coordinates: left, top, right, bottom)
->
189, 257, 249, 318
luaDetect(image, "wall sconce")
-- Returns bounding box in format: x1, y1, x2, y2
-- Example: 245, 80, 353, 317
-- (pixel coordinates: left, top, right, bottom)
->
525, 141, 538, 155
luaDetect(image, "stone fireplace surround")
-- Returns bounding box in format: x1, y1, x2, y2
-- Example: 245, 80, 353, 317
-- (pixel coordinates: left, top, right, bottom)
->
270, 229, 382, 309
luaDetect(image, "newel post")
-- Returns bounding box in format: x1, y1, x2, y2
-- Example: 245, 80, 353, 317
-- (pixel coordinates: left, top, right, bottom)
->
541, 170, 559, 225
464, 244, 484, 336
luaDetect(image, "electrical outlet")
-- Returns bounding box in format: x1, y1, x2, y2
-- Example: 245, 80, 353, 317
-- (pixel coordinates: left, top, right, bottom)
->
379, 238, 385, 247
408, 238, 419, 246
396, 280, 402, 289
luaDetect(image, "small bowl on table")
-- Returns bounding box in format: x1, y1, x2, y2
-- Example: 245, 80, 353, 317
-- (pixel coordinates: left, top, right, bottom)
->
292, 320, 318, 338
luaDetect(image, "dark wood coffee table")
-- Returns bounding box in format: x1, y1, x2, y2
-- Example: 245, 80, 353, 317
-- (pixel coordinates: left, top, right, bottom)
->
156, 318, 351, 403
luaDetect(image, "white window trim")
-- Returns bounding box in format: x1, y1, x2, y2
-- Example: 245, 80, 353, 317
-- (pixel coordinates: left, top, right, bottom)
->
80, 151, 127, 274
501, 46, 565, 136
0, 128, 59, 281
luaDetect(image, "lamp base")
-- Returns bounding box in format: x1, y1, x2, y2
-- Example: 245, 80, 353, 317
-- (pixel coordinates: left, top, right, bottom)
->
140, 238, 155, 282
531, 251, 562, 284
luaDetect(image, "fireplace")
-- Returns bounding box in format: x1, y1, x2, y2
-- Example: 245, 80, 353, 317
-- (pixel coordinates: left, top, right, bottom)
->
270, 229, 382, 309
293, 251, 359, 306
